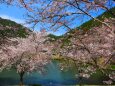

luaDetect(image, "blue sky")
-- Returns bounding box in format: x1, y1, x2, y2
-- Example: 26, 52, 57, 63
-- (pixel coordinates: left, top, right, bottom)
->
0, 3, 114, 35
0, 4, 26, 23
0, 4, 67, 35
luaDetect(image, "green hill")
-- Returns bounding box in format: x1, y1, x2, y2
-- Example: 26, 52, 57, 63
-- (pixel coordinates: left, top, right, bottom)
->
68, 7, 115, 34
0, 17, 31, 38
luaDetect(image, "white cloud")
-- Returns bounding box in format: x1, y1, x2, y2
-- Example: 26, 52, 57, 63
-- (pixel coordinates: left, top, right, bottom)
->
0, 14, 30, 28
0, 14, 25, 24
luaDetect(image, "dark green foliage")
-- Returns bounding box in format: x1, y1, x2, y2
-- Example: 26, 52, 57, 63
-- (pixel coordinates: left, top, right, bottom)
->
111, 65, 115, 70
16, 28, 29, 38
47, 34, 63, 41
0, 17, 30, 38
0, 28, 29, 38
47, 34, 71, 47
0, 17, 22, 27
60, 38, 71, 48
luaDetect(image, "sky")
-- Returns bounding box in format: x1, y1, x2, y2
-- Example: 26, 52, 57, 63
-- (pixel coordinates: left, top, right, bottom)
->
0, 2, 114, 36
0, 4, 67, 35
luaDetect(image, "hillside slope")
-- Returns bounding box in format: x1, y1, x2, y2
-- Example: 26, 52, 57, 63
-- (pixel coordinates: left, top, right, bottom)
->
48, 7, 115, 42
67, 7, 115, 34
0, 17, 31, 38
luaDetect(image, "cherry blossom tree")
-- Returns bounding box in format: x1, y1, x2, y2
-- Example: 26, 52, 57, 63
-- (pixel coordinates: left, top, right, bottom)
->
0, 0, 115, 30
53, 18, 115, 85
0, 31, 53, 85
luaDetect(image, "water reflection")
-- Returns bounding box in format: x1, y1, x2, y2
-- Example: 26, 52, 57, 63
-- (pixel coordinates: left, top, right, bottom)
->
0, 60, 109, 85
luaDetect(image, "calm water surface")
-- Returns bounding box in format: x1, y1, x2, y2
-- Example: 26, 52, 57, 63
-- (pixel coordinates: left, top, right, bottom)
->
0, 60, 108, 86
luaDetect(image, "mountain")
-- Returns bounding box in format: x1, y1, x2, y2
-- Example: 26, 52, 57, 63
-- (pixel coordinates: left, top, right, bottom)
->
0, 17, 31, 38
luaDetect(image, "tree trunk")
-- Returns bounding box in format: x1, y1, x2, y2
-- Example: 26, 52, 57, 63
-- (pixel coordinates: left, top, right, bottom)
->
19, 72, 25, 86
79, 76, 82, 86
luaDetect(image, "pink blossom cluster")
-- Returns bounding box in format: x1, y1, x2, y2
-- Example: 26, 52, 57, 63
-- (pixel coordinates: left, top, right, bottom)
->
0, 32, 53, 74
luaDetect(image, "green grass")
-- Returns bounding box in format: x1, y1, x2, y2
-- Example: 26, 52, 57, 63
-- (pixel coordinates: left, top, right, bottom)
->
111, 65, 115, 70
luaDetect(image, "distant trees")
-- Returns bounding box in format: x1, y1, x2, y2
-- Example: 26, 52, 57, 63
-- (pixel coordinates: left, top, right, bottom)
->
0, 0, 115, 30
0, 32, 53, 85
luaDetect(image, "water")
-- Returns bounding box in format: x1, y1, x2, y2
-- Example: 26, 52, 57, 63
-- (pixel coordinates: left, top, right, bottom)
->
0, 60, 110, 85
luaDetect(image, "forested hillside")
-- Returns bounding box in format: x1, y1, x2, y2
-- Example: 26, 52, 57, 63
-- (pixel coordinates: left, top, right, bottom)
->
0, 17, 31, 38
